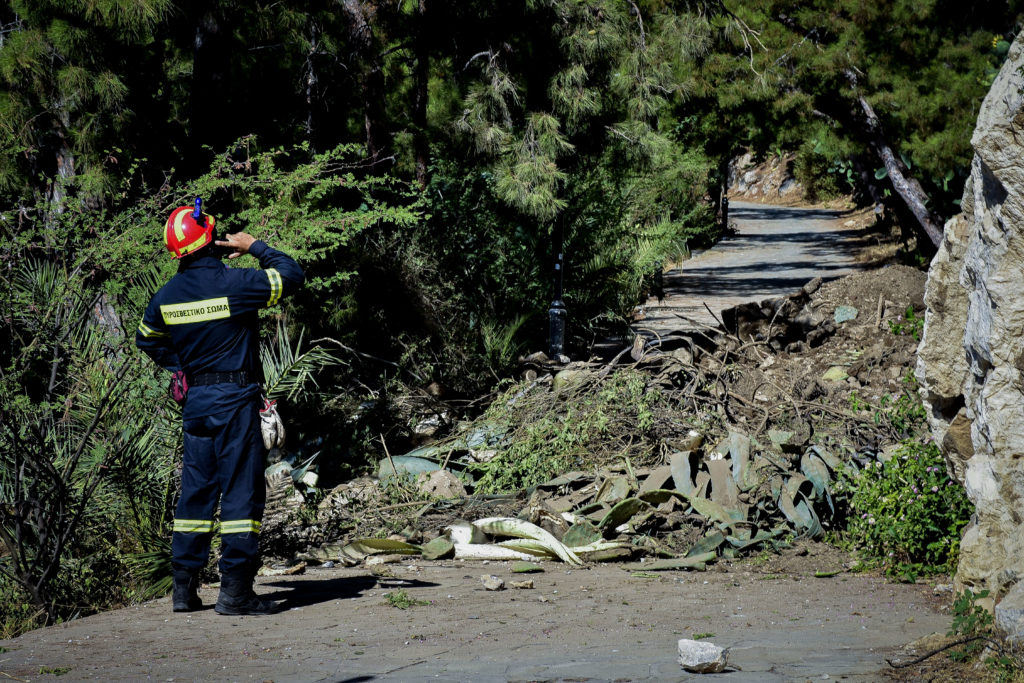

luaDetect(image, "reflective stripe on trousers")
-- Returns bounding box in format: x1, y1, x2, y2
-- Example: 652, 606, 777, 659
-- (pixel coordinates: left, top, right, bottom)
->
171, 398, 266, 575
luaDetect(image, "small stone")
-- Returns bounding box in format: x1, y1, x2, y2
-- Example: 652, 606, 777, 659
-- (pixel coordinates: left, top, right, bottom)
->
415, 469, 467, 499
822, 366, 849, 382
537, 595, 550, 602
677, 639, 728, 673
480, 575, 505, 591
834, 305, 858, 324
510, 580, 534, 590
801, 277, 822, 296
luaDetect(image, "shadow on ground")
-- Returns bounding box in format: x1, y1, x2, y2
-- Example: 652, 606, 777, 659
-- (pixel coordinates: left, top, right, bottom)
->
262, 575, 439, 609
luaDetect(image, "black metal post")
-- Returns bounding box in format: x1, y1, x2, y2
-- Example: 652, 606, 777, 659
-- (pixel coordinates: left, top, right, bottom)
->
548, 226, 566, 360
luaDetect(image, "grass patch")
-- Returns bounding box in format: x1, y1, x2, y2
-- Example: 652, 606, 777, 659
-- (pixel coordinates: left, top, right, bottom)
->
382, 589, 429, 610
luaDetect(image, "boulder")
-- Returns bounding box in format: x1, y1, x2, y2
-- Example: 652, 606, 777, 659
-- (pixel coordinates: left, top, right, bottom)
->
917, 32, 1024, 607
995, 581, 1024, 643
677, 639, 728, 673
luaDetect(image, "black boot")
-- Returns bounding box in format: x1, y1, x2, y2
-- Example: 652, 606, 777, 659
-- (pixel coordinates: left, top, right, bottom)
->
172, 569, 203, 612
214, 573, 280, 616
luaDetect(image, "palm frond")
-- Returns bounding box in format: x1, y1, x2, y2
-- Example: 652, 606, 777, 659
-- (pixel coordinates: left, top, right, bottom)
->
260, 323, 340, 402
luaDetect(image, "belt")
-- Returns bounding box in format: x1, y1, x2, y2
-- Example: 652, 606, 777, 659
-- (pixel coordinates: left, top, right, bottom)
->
189, 371, 256, 387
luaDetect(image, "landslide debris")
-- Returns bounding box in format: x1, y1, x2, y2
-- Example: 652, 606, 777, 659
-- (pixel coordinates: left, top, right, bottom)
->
260, 265, 928, 574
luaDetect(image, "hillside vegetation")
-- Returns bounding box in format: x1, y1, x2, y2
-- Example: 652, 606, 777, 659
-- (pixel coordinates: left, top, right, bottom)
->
0, 0, 1019, 634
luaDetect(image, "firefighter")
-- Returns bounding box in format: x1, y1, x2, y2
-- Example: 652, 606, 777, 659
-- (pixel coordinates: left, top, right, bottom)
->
136, 201, 304, 615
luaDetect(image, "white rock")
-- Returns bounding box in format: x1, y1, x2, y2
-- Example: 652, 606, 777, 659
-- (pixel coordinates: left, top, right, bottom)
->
995, 581, 1024, 643
677, 639, 728, 673
917, 30, 1024, 608
480, 575, 505, 591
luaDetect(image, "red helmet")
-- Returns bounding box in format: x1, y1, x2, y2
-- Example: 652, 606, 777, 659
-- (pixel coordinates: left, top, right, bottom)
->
164, 206, 217, 258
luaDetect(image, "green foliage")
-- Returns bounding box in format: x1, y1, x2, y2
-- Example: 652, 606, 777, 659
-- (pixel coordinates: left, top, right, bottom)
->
38, 666, 71, 676
833, 440, 972, 577
946, 589, 1024, 678
688, 0, 1018, 223
382, 589, 429, 609
888, 306, 925, 342
260, 323, 340, 403
2, 0, 1020, 637
0, 238, 179, 632
847, 371, 927, 440
949, 588, 994, 661
474, 370, 662, 493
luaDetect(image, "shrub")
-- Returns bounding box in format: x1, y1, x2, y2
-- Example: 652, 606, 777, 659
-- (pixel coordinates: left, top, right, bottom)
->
834, 440, 972, 577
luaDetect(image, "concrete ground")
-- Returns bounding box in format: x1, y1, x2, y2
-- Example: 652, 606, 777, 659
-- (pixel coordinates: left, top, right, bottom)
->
637, 201, 867, 335
0, 559, 949, 682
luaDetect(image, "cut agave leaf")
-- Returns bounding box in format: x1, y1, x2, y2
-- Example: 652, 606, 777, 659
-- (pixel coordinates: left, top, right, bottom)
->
626, 552, 716, 571
447, 519, 487, 545
562, 521, 603, 548
687, 494, 744, 524
686, 531, 726, 557
497, 539, 558, 558
597, 498, 651, 531
578, 547, 633, 562
800, 452, 831, 498
669, 450, 697, 495
340, 538, 422, 563
421, 537, 454, 560
452, 543, 538, 561
473, 517, 583, 565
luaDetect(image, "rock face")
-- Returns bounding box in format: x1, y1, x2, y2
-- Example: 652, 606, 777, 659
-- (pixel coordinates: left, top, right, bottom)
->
917, 33, 1024, 620
728, 152, 803, 202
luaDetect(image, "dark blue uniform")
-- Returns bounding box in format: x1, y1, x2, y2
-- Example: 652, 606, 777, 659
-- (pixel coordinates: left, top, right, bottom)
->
136, 241, 304, 577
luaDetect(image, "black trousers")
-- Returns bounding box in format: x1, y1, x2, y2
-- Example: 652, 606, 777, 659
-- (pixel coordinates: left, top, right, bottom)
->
171, 398, 265, 576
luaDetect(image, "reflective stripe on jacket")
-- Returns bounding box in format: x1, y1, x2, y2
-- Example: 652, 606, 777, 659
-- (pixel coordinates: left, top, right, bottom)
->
135, 240, 305, 418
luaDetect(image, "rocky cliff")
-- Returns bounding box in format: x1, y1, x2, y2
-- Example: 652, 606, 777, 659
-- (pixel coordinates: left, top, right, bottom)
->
917, 33, 1024, 636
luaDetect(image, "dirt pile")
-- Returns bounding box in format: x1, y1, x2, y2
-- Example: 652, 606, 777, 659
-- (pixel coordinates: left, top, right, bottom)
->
257, 266, 928, 577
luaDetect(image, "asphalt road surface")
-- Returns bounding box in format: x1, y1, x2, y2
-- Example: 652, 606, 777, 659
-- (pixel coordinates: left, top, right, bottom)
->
638, 201, 866, 336
0, 560, 950, 682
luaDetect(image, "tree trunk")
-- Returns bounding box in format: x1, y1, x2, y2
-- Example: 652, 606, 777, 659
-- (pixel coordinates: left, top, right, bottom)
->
855, 95, 944, 248
341, 0, 392, 166
412, 0, 429, 187
305, 21, 319, 141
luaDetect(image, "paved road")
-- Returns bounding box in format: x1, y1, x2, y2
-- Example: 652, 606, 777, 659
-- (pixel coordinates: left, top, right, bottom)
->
0, 562, 949, 682
638, 202, 865, 335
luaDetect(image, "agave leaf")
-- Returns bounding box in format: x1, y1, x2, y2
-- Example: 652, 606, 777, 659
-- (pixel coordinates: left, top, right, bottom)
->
800, 452, 831, 498
626, 552, 716, 571
473, 517, 583, 565
669, 450, 697, 495
686, 531, 726, 557
421, 537, 454, 560
447, 520, 487, 545
686, 494, 743, 524
452, 543, 539, 561
497, 539, 558, 558
806, 445, 843, 472
562, 521, 603, 548
637, 488, 684, 506
340, 538, 421, 563
511, 561, 544, 573
596, 498, 650, 531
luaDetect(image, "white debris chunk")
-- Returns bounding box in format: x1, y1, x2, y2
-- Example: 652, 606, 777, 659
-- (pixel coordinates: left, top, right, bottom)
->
677, 639, 728, 673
